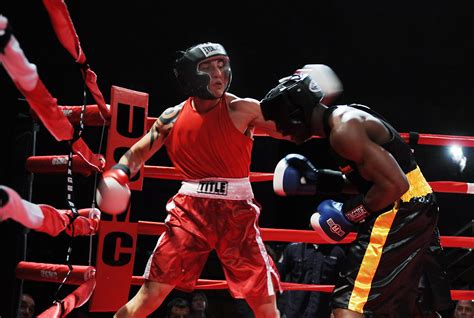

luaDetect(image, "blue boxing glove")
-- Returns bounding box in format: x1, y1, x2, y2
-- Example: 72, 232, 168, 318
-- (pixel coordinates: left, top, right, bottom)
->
273, 154, 345, 196
273, 154, 318, 196
310, 199, 356, 243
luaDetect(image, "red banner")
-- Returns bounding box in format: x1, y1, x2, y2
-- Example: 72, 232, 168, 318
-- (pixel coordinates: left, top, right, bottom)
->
90, 86, 148, 312
90, 220, 138, 311
104, 86, 149, 190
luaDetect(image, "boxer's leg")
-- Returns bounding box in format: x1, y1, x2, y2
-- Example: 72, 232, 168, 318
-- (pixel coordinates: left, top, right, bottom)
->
114, 280, 174, 318
245, 294, 280, 318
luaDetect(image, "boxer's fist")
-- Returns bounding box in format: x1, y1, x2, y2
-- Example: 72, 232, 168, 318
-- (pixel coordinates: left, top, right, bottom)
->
295, 64, 343, 105
310, 199, 355, 243
96, 164, 131, 215
273, 154, 318, 196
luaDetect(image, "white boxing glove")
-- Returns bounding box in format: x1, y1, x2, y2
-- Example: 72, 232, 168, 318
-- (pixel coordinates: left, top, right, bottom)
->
96, 164, 131, 215
295, 64, 343, 105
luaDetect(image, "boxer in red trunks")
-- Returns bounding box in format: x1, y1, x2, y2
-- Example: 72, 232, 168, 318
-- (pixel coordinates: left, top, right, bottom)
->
104, 43, 285, 318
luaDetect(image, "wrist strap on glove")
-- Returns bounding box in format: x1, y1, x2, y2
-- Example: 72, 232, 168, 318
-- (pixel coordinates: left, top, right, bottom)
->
316, 169, 345, 194
112, 163, 131, 178
343, 195, 371, 223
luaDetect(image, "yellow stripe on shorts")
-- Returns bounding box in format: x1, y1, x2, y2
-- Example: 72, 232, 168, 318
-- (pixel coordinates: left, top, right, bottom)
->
348, 166, 431, 312
348, 206, 397, 313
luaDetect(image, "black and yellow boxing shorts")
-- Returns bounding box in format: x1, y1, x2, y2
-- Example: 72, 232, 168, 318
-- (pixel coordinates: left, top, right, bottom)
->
332, 166, 440, 317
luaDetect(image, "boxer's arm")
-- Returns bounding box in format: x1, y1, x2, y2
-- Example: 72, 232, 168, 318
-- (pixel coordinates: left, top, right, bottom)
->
330, 117, 409, 213
228, 97, 291, 140
118, 103, 183, 177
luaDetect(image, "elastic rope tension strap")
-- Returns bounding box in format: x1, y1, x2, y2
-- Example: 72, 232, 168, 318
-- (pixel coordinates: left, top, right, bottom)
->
78, 60, 90, 71
55, 83, 88, 302
66, 80, 87, 218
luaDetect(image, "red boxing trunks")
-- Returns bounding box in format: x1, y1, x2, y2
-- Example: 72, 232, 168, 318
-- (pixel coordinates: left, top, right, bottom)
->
144, 178, 281, 298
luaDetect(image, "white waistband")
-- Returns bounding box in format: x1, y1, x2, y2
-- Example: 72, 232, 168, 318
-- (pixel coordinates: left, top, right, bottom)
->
178, 177, 254, 200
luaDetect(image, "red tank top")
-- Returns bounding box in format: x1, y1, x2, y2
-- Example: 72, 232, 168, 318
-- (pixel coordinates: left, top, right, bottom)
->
164, 97, 253, 179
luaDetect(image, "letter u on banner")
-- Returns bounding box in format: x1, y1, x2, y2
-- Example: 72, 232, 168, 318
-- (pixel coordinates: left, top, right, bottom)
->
90, 86, 148, 312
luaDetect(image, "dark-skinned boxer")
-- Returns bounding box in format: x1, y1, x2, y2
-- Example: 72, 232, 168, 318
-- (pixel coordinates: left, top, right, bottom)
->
261, 74, 452, 318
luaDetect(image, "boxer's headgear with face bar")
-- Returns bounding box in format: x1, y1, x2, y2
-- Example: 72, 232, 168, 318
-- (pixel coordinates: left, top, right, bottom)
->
260, 74, 324, 143
174, 42, 232, 100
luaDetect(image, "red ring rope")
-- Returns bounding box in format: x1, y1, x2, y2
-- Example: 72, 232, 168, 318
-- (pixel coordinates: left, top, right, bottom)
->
25, 155, 474, 195
136, 221, 474, 248
16, 261, 473, 300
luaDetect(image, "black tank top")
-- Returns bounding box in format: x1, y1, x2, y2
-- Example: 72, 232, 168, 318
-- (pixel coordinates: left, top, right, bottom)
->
322, 104, 417, 194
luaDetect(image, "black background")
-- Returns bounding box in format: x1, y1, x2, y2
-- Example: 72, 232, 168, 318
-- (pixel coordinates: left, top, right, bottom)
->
1, 1, 474, 317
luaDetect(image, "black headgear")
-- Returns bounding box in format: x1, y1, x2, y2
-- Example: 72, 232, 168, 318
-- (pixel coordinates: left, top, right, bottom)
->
260, 74, 324, 143
173, 42, 232, 100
